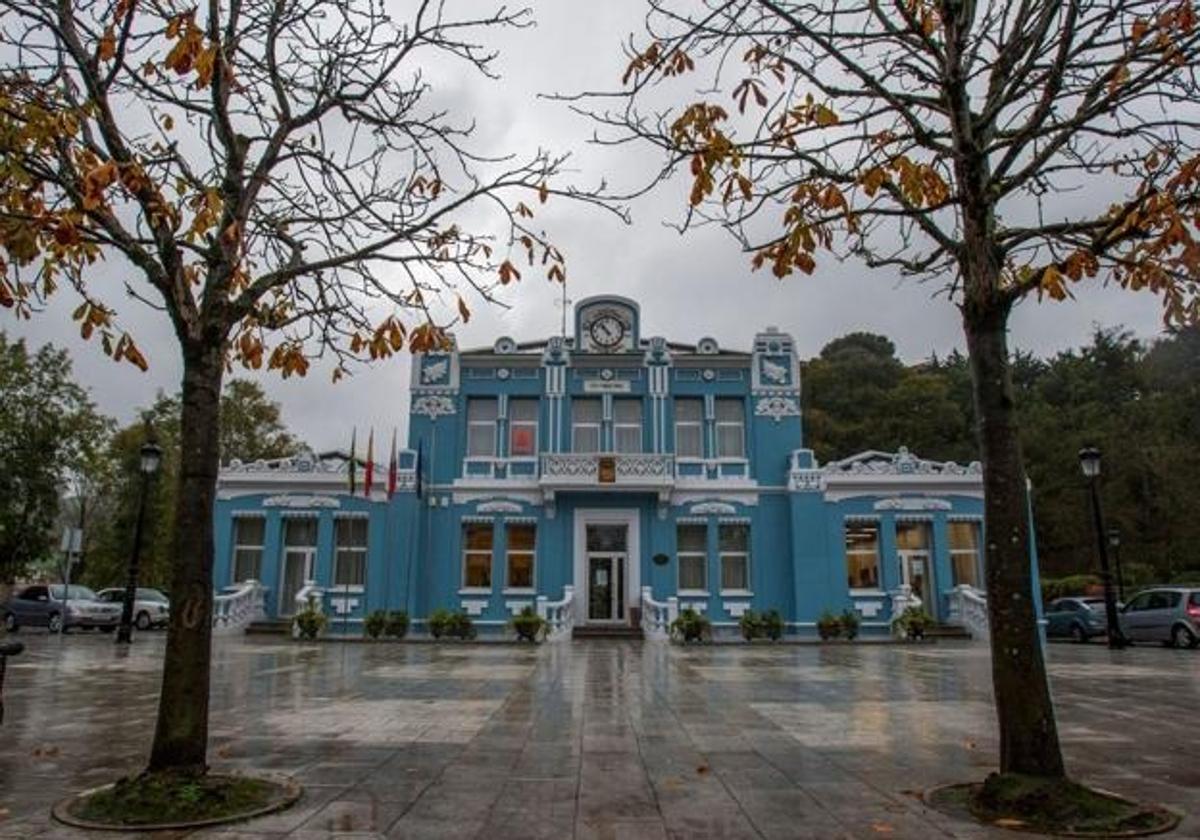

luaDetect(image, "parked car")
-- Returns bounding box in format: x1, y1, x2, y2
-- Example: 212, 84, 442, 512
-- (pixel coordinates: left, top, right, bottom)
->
1045, 597, 1110, 642
96, 587, 171, 630
2, 584, 121, 633
1118, 587, 1200, 648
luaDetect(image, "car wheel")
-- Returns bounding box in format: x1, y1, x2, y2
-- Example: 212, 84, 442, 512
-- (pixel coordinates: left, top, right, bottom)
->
1071, 624, 1088, 643
47, 613, 62, 634
1172, 625, 1197, 650
135, 611, 151, 631
3, 612, 16, 633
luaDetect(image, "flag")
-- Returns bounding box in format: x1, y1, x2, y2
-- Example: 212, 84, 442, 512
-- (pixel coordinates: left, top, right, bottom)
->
364, 429, 375, 498
387, 428, 398, 498
414, 441, 423, 500
348, 427, 357, 495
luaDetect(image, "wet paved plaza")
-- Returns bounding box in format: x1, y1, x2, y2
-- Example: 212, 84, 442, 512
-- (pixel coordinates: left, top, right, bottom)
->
0, 634, 1196, 839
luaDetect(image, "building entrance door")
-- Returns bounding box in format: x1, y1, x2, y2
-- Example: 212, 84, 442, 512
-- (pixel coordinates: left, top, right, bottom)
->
585, 523, 628, 624
279, 518, 318, 616
899, 551, 934, 617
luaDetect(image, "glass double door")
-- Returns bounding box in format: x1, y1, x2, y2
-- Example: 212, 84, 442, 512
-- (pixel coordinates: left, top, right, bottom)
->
586, 524, 628, 623
279, 519, 317, 616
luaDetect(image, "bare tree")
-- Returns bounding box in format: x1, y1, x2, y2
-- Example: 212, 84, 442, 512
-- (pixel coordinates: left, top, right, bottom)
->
0, 0, 613, 775
577, 0, 1200, 778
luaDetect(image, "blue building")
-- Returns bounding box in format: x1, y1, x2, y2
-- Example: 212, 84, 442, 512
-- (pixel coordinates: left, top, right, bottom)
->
214, 295, 994, 638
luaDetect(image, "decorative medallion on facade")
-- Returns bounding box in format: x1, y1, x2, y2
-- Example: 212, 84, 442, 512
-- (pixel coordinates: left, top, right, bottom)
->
754, 395, 801, 423
412, 395, 456, 418
874, 497, 953, 511
475, 499, 524, 514
788, 468, 827, 492
262, 494, 341, 509
689, 501, 738, 516
827, 447, 983, 476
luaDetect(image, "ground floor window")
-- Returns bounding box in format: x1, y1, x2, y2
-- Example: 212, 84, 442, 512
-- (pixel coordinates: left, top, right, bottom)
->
949, 521, 982, 588
844, 522, 880, 589
677, 523, 707, 590
463, 522, 493, 588
506, 523, 536, 588
334, 517, 368, 587
232, 517, 265, 582
719, 522, 750, 591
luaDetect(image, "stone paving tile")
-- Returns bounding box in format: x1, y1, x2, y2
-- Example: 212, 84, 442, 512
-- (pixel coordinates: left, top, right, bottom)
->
1, 632, 1199, 839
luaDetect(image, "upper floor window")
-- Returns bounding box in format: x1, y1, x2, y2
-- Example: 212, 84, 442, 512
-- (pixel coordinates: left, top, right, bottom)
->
506, 523, 536, 589
232, 517, 265, 582
949, 521, 982, 589
509, 398, 539, 457
334, 517, 368, 587
675, 398, 703, 458
719, 522, 750, 591
715, 398, 745, 458
462, 522, 493, 589
572, 398, 602, 453
613, 399, 643, 453
467, 398, 498, 457
845, 523, 880, 590
677, 523, 707, 591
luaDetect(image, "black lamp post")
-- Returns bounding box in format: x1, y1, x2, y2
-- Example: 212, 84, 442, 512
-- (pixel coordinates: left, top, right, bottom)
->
116, 441, 162, 644
1078, 446, 1126, 649
1107, 527, 1125, 603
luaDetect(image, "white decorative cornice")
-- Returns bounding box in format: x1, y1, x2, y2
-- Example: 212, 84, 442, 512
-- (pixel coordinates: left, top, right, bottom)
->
412, 395, 456, 418
263, 494, 341, 509
788, 469, 826, 492
754, 395, 800, 423
825, 446, 982, 477
689, 501, 737, 516
874, 497, 953, 511
476, 500, 523, 514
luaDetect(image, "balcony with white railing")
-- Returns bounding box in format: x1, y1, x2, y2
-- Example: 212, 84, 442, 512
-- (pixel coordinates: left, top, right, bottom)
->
212, 580, 266, 633
539, 453, 674, 492
641, 586, 677, 640
536, 586, 575, 641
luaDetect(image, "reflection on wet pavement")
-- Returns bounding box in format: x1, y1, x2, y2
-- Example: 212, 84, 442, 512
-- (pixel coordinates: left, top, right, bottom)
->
0, 634, 1196, 838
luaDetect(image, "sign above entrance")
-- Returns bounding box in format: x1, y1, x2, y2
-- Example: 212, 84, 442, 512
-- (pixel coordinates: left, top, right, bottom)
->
583, 380, 631, 393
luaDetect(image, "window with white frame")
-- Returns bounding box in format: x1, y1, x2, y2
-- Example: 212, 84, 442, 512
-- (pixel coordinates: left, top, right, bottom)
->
715, 398, 745, 458
719, 522, 750, 590
232, 517, 265, 582
613, 399, 643, 453
334, 518, 368, 587
572, 398, 602, 453
675, 398, 703, 458
677, 523, 707, 591
508, 398, 539, 457
462, 522, 493, 588
844, 522, 880, 589
506, 523, 536, 588
949, 521, 982, 588
466, 398, 498, 457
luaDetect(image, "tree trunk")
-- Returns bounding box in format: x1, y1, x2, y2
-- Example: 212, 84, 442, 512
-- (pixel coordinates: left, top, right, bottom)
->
147, 339, 224, 774
963, 300, 1066, 779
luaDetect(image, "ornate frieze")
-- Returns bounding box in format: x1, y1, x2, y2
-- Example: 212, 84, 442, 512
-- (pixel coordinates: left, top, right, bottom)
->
826, 446, 982, 476
754, 395, 801, 422
412, 395, 456, 418
874, 497, 953, 511
476, 500, 524, 514
262, 495, 341, 509
788, 469, 827, 492
689, 501, 737, 516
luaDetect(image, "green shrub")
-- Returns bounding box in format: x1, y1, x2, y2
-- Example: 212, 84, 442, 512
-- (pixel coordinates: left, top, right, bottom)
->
293, 596, 326, 640
762, 609, 784, 640
839, 608, 860, 640
670, 607, 710, 643
510, 606, 546, 642
739, 609, 764, 641
1170, 568, 1200, 585
816, 610, 841, 640
384, 610, 410, 638
1041, 574, 1101, 602
896, 606, 932, 640
364, 610, 387, 639
428, 608, 475, 640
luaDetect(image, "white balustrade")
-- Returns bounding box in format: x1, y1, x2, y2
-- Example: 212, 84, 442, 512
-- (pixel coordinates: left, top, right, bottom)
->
212, 580, 266, 633
640, 586, 677, 640
946, 584, 989, 641
539, 453, 674, 487
291, 580, 325, 637
536, 585, 575, 641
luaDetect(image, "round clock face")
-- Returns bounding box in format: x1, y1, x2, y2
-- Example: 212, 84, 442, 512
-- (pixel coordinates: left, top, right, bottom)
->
589, 314, 626, 349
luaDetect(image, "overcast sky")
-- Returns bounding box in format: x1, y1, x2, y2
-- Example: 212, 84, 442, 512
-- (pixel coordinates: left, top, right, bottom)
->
6, 0, 1170, 454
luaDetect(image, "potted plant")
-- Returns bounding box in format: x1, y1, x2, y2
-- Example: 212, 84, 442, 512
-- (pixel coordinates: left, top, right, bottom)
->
293, 596, 327, 640
364, 610, 387, 639
384, 610, 410, 639
510, 606, 546, 642
427, 608, 452, 639
670, 607, 711, 643
739, 609, 764, 641
816, 610, 842, 640
897, 606, 932, 640
762, 609, 785, 641
839, 608, 860, 640
449, 612, 477, 640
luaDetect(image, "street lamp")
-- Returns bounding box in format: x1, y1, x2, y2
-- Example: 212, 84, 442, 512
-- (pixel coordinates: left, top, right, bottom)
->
1078, 446, 1126, 649
1107, 527, 1125, 603
116, 440, 162, 644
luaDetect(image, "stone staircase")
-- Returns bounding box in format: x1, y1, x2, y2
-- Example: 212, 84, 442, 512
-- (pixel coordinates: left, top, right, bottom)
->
572, 625, 644, 641
925, 622, 973, 641
245, 618, 291, 636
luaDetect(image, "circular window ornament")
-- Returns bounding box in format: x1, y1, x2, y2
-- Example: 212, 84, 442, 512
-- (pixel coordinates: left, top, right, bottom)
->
600, 368, 614, 380
697, 337, 719, 354
493, 336, 517, 354
702, 369, 716, 381
497, 368, 511, 380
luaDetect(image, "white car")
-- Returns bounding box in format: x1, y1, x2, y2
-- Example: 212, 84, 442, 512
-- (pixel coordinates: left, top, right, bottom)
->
96, 587, 171, 630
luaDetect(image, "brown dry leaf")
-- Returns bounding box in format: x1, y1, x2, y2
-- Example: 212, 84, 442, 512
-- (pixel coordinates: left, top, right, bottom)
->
963, 739, 976, 750
215, 745, 233, 758
696, 764, 710, 775
995, 818, 1027, 828
0, 807, 11, 820
870, 821, 894, 833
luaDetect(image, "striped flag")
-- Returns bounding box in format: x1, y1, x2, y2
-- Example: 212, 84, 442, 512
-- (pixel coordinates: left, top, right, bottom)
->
364, 429, 375, 498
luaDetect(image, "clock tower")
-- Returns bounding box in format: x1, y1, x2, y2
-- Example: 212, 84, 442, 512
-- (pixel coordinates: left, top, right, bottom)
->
575, 296, 639, 353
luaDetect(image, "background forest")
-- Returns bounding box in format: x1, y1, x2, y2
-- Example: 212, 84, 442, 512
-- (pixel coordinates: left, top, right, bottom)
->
2, 325, 1197, 592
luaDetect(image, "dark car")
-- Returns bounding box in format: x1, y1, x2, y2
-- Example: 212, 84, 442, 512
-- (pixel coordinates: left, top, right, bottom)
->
1045, 597, 1109, 642
2, 584, 121, 633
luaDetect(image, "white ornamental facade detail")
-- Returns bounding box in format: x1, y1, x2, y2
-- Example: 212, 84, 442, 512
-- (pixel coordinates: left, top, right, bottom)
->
412, 395, 456, 418
754, 395, 800, 423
